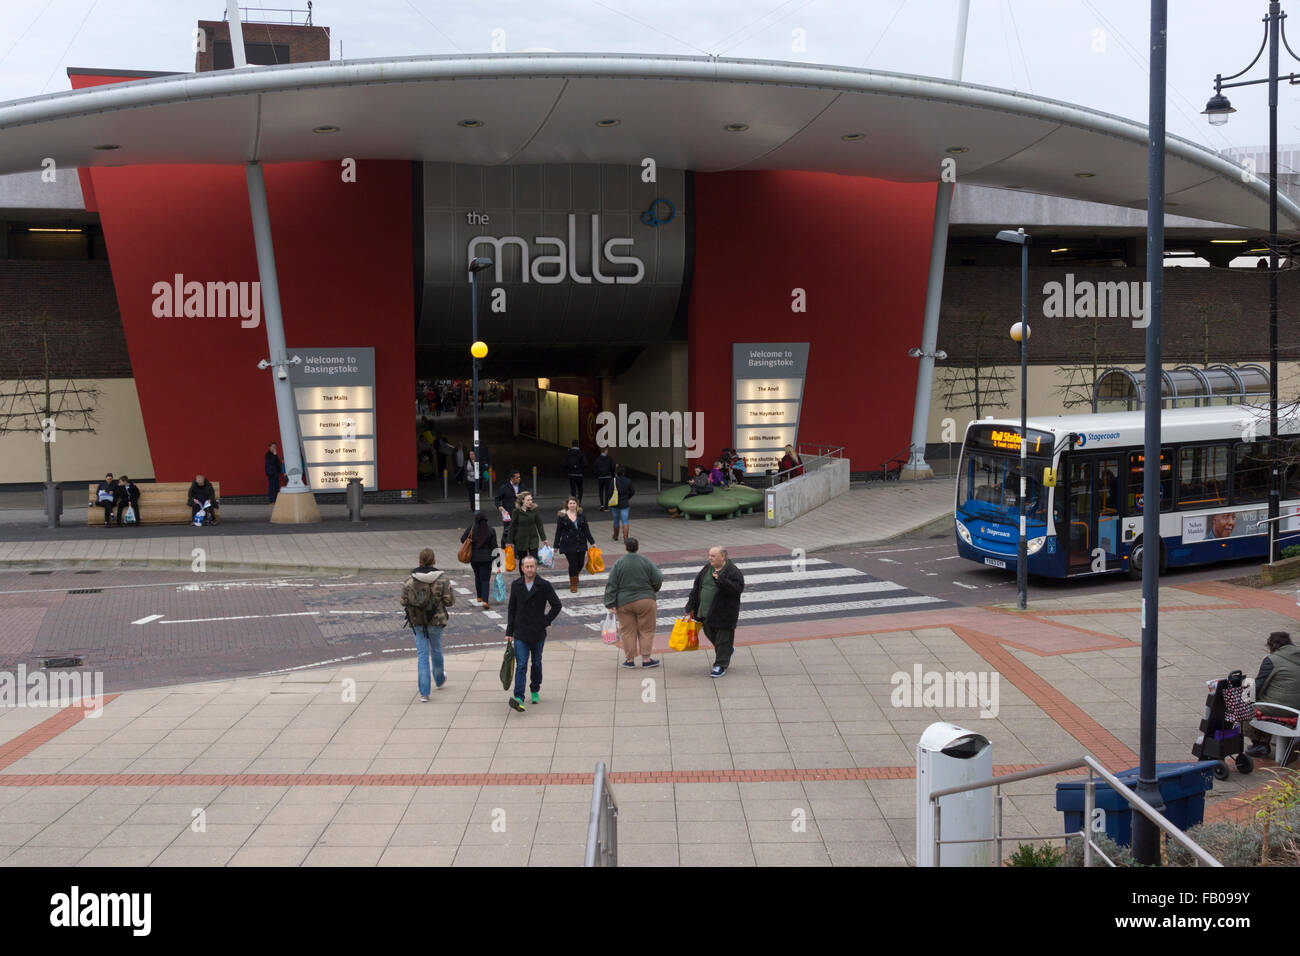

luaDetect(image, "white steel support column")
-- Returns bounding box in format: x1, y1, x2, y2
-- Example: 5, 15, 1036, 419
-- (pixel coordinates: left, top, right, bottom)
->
903, 0, 970, 479
231, 1, 319, 521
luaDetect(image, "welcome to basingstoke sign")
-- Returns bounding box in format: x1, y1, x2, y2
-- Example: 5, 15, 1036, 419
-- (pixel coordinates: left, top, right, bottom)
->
288, 347, 377, 492
732, 343, 810, 474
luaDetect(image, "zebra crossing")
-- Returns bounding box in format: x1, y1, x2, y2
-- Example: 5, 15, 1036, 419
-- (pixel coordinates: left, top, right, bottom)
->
559, 556, 953, 630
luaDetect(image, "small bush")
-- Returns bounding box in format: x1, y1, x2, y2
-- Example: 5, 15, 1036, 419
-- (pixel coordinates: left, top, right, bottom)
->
1058, 833, 1136, 867
1168, 821, 1260, 867
1282, 545, 1300, 560
1007, 842, 1063, 866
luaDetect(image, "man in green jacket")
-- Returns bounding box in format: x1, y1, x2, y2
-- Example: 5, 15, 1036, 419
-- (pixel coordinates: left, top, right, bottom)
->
604, 537, 664, 668
1246, 631, 1300, 760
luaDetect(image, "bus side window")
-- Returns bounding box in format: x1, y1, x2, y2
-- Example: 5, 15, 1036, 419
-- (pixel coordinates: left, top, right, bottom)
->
1233, 442, 1270, 504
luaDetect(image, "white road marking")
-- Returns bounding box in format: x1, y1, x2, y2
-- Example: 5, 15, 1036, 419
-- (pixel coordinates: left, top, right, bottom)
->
877, 557, 899, 564
564, 580, 906, 615
578, 594, 944, 630
130, 613, 163, 625
953, 581, 979, 590
163, 611, 320, 624
935, 555, 961, 561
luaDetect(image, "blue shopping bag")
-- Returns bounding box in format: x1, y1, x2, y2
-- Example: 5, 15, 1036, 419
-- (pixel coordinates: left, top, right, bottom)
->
491, 571, 507, 603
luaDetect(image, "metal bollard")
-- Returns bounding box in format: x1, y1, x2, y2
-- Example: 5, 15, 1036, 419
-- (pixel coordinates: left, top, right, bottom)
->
44, 481, 62, 529
443, 469, 448, 500
532, 465, 538, 497
346, 477, 364, 522
657, 461, 661, 492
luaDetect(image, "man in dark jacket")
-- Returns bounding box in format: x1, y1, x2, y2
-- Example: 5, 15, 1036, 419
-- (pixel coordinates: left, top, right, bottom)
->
593, 448, 615, 511
264, 442, 283, 503
684, 546, 746, 678
505, 555, 563, 711
1246, 631, 1300, 759
563, 440, 587, 503
95, 473, 116, 527
496, 470, 523, 529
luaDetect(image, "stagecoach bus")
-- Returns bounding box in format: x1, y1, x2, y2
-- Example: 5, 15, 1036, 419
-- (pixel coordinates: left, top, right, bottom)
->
954, 405, 1300, 578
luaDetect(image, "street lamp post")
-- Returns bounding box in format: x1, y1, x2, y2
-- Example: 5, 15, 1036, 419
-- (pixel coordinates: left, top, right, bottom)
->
997, 227, 1031, 611
468, 257, 493, 513
1203, 0, 1300, 564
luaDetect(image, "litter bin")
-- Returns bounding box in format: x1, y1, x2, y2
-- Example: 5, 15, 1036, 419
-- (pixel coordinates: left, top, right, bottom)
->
916, 722, 994, 866
1055, 761, 1218, 847
345, 477, 364, 522
43, 481, 62, 529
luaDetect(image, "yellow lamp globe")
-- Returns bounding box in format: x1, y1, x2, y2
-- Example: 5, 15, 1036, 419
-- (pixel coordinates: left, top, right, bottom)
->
1009, 322, 1030, 343
470, 341, 488, 359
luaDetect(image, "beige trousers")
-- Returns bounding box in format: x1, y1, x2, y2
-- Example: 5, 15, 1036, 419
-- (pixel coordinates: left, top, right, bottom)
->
617, 598, 658, 660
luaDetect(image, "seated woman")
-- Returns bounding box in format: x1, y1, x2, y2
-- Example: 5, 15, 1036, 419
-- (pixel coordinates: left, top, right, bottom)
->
188, 474, 220, 524
95, 473, 117, 527
778, 444, 803, 480
1246, 631, 1300, 760
115, 476, 141, 526
729, 452, 747, 485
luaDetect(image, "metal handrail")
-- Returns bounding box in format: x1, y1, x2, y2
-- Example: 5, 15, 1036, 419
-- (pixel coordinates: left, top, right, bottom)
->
928, 754, 1221, 867
584, 761, 619, 867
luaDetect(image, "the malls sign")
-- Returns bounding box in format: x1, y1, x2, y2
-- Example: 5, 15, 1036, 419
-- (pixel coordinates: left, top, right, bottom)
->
466, 213, 644, 285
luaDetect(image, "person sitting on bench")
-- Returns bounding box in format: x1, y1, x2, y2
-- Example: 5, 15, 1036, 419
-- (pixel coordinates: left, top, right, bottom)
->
685, 465, 714, 497
96, 473, 117, 527
115, 475, 141, 526
188, 474, 220, 524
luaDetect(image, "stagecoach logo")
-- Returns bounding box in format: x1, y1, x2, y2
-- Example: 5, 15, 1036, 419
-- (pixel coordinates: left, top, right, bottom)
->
467, 214, 644, 285
981, 525, 1012, 538
1077, 431, 1121, 447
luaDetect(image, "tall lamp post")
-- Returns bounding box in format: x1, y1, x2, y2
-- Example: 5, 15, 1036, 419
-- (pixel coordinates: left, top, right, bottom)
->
997, 227, 1031, 610
468, 256, 494, 512
1203, 0, 1300, 564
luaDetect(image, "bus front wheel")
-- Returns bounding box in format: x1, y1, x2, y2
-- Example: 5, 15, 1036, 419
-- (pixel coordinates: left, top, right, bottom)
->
1126, 537, 1166, 581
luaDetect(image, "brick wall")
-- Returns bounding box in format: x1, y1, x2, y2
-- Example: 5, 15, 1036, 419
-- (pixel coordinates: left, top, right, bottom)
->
0, 260, 130, 378
938, 265, 1300, 367
195, 20, 330, 72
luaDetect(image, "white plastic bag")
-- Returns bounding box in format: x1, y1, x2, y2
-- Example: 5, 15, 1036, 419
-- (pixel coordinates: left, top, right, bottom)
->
601, 610, 618, 645
538, 543, 554, 568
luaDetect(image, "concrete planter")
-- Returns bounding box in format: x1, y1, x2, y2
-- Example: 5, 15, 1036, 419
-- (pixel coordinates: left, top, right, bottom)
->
1261, 555, 1300, 586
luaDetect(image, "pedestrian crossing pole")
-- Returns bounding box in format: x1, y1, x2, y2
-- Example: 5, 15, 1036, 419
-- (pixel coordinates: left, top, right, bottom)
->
468, 257, 494, 514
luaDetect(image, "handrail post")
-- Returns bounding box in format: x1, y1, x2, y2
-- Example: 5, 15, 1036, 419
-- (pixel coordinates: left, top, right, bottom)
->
1084, 771, 1095, 868
994, 785, 1003, 867
932, 801, 942, 867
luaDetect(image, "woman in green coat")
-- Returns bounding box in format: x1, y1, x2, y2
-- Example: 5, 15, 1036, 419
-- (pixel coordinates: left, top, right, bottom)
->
506, 491, 548, 573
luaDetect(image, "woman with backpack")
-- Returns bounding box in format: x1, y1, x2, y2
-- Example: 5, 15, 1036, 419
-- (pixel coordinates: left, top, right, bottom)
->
400, 547, 456, 701
460, 511, 499, 608
554, 495, 596, 593
504, 491, 548, 572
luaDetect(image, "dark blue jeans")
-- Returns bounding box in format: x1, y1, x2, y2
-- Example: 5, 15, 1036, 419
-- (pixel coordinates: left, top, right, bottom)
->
513, 638, 544, 698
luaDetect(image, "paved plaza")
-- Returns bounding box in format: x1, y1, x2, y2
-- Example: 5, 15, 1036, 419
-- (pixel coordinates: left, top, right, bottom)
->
0, 549, 1291, 865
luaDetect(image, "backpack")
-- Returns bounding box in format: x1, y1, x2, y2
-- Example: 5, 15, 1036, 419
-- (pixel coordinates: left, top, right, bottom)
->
400, 576, 437, 627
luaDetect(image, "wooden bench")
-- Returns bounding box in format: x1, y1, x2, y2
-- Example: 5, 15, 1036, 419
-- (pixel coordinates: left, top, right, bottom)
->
86, 481, 221, 526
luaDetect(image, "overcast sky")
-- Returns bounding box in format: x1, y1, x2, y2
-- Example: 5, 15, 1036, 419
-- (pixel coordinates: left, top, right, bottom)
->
2, 0, 1299, 159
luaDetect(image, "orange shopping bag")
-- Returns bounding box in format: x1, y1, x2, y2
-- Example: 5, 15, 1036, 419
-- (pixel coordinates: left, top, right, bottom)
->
669, 617, 700, 652
504, 545, 516, 572
585, 546, 604, 574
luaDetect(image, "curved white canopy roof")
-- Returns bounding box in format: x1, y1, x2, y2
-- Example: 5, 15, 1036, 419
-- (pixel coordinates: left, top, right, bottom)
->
0, 53, 1295, 231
